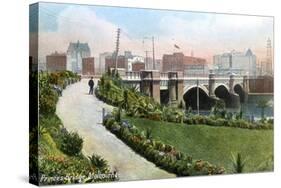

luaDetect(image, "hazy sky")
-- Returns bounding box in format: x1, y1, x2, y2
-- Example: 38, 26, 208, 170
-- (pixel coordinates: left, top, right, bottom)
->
30, 2, 274, 63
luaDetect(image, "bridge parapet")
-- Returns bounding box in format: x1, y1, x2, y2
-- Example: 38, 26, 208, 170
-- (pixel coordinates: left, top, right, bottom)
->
124, 71, 141, 81
122, 70, 249, 106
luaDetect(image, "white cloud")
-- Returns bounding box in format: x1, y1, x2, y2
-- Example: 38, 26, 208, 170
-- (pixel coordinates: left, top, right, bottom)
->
157, 13, 273, 61
38, 7, 273, 64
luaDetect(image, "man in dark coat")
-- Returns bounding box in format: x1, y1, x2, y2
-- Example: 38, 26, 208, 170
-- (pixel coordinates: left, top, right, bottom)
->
88, 77, 94, 95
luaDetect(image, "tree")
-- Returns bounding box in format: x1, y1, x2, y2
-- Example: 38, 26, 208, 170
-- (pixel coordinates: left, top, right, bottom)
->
257, 99, 269, 120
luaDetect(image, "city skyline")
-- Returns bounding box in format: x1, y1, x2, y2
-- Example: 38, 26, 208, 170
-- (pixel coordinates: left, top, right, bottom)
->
31, 2, 274, 64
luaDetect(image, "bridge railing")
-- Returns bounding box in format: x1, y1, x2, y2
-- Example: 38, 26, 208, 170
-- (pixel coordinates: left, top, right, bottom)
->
125, 71, 141, 80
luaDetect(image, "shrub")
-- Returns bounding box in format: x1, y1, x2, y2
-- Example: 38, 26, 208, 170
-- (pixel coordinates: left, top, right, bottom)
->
147, 111, 162, 121
39, 88, 58, 115
59, 130, 83, 156
88, 154, 109, 173
105, 117, 116, 129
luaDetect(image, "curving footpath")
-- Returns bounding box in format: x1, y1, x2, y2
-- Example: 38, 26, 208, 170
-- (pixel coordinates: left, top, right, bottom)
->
56, 79, 175, 181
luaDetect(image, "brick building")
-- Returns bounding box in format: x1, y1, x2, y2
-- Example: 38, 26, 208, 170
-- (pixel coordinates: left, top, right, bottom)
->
249, 75, 273, 93
132, 62, 145, 71
82, 57, 95, 75
162, 52, 208, 76
46, 52, 67, 72
105, 55, 128, 71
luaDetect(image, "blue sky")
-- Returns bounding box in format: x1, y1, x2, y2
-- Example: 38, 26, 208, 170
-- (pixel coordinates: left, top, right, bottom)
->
30, 2, 274, 62
36, 2, 207, 37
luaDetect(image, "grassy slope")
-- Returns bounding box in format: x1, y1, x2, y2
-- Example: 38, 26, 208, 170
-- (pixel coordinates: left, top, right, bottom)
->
38, 115, 93, 183
126, 117, 273, 173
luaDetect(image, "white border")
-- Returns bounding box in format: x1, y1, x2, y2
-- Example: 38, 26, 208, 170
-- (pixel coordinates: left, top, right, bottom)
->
0, 0, 279, 188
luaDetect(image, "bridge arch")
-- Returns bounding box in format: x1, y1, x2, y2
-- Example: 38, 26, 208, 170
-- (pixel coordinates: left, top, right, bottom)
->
214, 84, 231, 107
214, 83, 230, 93
234, 84, 245, 103
183, 85, 215, 110
184, 85, 209, 95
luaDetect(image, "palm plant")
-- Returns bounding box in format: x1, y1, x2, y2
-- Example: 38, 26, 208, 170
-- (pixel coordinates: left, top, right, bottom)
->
104, 81, 111, 99
120, 90, 129, 110
39, 125, 47, 136
145, 128, 153, 140
88, 154, 108, 172
231, 152, 247, 173
99, 76, 105, 95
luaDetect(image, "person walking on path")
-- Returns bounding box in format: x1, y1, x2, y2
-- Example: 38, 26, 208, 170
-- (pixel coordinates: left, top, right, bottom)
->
88, 77, 94, 95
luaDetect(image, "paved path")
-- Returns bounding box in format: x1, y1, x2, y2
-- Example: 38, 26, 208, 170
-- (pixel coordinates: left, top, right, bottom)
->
56, 79, 175, 181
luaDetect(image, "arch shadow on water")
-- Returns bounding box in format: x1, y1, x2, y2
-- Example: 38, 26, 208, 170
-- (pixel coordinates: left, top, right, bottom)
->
215, 85, 232, 107
183, 87, 216, 110
234, 84, 245, 103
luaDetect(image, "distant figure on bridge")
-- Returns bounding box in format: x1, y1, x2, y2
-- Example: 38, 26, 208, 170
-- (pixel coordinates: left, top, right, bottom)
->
88, 77, 94, 95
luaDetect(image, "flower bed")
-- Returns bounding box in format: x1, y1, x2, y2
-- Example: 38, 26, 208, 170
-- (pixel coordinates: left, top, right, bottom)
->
184, 115, 273, 130
103, 114, 225, 176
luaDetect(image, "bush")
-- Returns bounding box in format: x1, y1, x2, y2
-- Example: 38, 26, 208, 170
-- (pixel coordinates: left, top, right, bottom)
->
39, 88, 58, 115
88, 154, 109, 173
59, 130, 83, 156
183, 114, 272, 130
147, 111, 162, 121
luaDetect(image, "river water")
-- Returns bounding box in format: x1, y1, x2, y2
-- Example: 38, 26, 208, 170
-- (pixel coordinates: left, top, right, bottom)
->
190, 94, 274, 120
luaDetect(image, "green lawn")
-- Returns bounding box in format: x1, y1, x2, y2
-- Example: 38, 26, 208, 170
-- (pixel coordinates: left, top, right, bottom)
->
125, 117, 273, 173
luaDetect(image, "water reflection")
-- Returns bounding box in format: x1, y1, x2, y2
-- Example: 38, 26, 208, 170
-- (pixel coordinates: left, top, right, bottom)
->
188, 94, 274, 120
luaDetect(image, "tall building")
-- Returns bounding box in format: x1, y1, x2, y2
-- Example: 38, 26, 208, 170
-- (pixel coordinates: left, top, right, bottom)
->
82, 57, 95, 75
99, 52, 113, 74
266, 38, 273, 75
66, 40, 91, 73
162, 52, 208, 76
46, 52, 67, 72
213, 49, 257, 76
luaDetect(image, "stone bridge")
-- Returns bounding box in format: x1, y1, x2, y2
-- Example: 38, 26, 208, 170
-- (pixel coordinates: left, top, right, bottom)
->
121, 70, 249, 110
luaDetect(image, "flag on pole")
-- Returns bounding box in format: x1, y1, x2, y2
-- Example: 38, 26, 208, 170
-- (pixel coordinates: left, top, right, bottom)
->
174, 44, 180, 49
